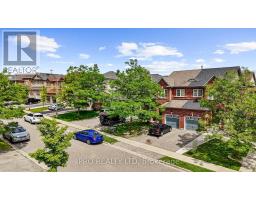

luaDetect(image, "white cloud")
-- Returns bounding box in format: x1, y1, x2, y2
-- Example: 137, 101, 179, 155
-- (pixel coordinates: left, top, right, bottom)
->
53, 61, 74, 64
195, 58, 205, 63
99, 46, 106, 51
117, 42, 183, 60
213, 58, 225, 63
47, 53, 61, 59
106, 63, 114, 67
144, 61, 188, 75
224, 41, 256, 54
8, 34, 61, 53
117, 42, 138, 56
37, 35, 61, 53
213, 49, 225, 55
79, 53, 90, 59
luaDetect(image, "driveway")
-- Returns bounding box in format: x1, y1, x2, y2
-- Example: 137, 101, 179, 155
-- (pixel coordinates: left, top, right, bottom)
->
2, 118, 181, 172
65, 117, 101, 129
129, 128, 199, 152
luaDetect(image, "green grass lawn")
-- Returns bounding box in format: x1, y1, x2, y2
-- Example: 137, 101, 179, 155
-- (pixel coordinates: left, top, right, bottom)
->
29, 106, 48, 113
55, 110, 99, 121
103, 121, 151, 137
184, 139, 249, 171
0, 139, 12, 152
160, 156, 214, 172
103, 135, 118, 144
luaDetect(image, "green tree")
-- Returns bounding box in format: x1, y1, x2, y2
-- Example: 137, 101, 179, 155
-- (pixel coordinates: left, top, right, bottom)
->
61, 64, 105, 114
30, 119, 73, 172
40, 86, 47, 106
200, 69, 256, 154
108, 59, 162, 122
0, 72, 28, 119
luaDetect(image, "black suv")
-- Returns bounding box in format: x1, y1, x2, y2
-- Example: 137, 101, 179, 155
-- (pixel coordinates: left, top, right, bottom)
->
26, 98, 41, 105
99, 109, 125, 126
148, 123, 172, 137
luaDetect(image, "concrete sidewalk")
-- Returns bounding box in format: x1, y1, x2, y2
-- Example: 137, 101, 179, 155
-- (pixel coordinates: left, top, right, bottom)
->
176, 134, 208, 154
45, 115, 235, 172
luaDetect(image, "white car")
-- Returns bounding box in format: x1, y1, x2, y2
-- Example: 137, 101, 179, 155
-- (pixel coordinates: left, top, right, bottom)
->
24, 113, 44, 124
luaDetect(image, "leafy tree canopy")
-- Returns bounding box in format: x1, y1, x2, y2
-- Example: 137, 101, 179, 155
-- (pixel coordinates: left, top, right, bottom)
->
200, 69, 256, 150
61, 65, 105, 111
0, 72, 28, 119
108, 59, 162, 122
30, 119, 73, 172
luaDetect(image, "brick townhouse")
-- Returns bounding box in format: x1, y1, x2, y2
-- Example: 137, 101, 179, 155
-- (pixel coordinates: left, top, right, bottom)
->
157, 66, 255, 130
9, 73, 64, 103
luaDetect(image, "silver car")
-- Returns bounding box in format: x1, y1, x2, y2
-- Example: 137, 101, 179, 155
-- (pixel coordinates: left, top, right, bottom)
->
48, 104, 64, 111
3, 126, 30, 143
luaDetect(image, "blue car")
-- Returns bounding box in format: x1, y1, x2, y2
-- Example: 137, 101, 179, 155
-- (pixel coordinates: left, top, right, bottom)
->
73, 129, 104, 144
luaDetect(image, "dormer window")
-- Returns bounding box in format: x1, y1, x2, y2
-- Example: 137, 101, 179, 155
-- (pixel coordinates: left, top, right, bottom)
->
193, 89, 203, 97
188, 78, 198, 82
176, 89, 185, 97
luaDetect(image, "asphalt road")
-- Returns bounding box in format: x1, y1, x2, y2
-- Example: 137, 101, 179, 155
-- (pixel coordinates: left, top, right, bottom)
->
3, 118, 182, 172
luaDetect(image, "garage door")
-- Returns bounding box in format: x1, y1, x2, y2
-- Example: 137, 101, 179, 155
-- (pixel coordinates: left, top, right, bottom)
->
166, 115, 179, 128
185, 116, 199, 130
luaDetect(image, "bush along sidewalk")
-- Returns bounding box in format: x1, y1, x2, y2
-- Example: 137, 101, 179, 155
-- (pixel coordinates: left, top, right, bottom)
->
160, 156, 214, 172
102, 121, 151, 137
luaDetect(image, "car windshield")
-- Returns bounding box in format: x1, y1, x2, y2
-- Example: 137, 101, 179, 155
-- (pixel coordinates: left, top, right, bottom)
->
12, 127, 26, 133
34, 114, 43, 117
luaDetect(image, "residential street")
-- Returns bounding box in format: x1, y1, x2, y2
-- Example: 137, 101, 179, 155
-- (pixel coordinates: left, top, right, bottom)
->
1, 118, 182, 172
0, 150, 43, 172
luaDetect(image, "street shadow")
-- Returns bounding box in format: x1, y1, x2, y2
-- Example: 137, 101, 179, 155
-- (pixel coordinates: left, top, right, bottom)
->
176, 132, 199, 148
12, 140, 30, 149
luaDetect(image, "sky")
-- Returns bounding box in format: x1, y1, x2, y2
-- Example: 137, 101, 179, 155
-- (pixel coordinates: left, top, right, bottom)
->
1, 28, 256, 75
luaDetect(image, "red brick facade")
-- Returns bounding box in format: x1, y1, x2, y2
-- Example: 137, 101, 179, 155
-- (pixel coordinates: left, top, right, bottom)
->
162, 108, 207, 129
158, 80, 208, 129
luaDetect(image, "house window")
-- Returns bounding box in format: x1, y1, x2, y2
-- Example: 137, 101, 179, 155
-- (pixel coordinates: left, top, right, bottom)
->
193, 89, 203, 97
176, 89, 185, 97
163, 89, 168, 98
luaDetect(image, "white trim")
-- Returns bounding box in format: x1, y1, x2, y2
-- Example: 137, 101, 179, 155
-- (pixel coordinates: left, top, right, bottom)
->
193, 88, 203, 97
165, 114, 179, 128
175, 89, 185, 97
184, 116, 200, 130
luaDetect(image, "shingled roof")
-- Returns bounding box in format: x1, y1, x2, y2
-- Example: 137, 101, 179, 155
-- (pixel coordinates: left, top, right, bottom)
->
103, 71, 163, 82
162, 66, 241, 87
103, 71, 117, 80
162, 100, 209, 111
9, 73, 64, 82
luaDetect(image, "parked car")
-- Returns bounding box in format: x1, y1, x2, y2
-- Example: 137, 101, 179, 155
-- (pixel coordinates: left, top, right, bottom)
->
3, 125, 30, 143
24, 113, 44, 124
73, 129, 104, 144
148, 123, 172, 137
99, 109, 125, 126
48, 103, 64, 111
26, 98, 41, 105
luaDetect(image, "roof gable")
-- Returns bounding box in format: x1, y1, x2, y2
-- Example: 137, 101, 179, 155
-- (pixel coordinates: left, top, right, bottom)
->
163, 66, 241, 87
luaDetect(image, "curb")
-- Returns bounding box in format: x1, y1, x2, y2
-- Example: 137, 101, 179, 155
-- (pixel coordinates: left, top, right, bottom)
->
43, 115, 235, 172
0, 136, 48, 171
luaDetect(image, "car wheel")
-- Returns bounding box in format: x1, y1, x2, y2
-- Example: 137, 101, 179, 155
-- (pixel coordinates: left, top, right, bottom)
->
10, 138, 14, 143
86, 140, 91, 145
30, 120, 33, 124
